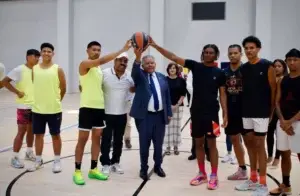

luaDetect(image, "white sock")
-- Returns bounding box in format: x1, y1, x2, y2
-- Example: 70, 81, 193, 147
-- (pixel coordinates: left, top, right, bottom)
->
54, 155, 60, 161
36, 156, 42, 162
13, 152, 19, 158
27, 147, 33, 153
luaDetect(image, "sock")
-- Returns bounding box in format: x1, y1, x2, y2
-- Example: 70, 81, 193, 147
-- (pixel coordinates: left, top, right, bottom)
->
75, 162, 81, 170
91, 160, 98, 170
27, 147, 33, 153
54, 155, 60, 161
250, 170, 258, 182
259, 175, 267, 185
13, 152, 19, 158
282, 175, 290, 187
228, 151, 231, 155
211, 167, 218, 175
36, 156, 42, 163
239, 165, 247, 171
198, 160, 206, 176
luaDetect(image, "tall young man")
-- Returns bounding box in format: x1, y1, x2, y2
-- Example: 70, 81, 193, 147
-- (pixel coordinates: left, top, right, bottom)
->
28, 43, 67, 173
2, 49, 40, 168
0, 62, 5, 89
269, 48, 300, 196
223, 45, 247, 180
150, 38, 228, 190
100, 52, 134, 175
235, 36, 277, 196
73, 40, 131, 185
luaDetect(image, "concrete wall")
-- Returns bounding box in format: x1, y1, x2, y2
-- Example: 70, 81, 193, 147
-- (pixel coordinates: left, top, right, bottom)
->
0, 0, 299, 93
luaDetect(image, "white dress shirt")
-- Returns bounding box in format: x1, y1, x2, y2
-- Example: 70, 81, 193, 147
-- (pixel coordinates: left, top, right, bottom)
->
186, 71, 193, 108
102, 68, 134, 115
147, 72, 163, 112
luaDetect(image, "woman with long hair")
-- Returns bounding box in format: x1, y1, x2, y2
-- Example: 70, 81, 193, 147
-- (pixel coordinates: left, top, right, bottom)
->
164, 63, 186, 155
267, 59, 288, 168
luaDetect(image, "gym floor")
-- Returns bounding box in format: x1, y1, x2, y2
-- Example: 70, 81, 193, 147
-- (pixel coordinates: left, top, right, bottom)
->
0, 90, 299, 196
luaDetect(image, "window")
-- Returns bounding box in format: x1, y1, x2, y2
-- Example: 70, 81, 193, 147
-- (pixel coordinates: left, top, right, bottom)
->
192, 2, 226, 21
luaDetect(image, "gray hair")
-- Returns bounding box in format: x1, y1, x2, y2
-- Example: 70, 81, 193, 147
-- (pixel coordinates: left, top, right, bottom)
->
142, 55, 155, 65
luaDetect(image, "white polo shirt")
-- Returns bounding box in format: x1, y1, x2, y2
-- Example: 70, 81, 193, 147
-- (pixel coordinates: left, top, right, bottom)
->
102, 67, 134, 115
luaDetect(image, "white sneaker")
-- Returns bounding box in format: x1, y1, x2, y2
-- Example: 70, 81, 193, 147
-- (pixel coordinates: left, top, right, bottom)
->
252, 184, 268, 196
25, 151, 36, 162
111, 163, 124, 174
221, 154, 232, 163
235, 180, 259, 191
52, 160, 62, 173
11, 157, 25, 169
230, 156, 237, 165
27, 160, 43, 172
102, 165, 111, 176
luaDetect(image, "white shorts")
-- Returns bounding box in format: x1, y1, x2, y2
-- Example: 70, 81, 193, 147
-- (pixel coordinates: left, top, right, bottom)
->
242, 118, 269, 133
276, 121, 300, 153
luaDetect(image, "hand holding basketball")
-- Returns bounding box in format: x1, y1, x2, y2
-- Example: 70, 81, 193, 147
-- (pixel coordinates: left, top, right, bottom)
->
148, 36, 156, 47
122, 39, 132, 52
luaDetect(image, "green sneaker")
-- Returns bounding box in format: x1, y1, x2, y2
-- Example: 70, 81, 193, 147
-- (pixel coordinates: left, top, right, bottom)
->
88, 168, 108, 181
73, 170, 85, 185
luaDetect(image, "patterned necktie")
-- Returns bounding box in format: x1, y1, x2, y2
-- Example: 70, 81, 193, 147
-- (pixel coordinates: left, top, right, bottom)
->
149, 73, 159, 111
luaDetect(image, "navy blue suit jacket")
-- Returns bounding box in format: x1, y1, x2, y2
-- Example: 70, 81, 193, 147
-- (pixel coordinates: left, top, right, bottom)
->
130, 61, 172, 125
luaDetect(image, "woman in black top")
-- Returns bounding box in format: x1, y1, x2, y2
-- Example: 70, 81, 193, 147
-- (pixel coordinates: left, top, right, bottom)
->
267, 59, 288, 168
164, 63, 186, 155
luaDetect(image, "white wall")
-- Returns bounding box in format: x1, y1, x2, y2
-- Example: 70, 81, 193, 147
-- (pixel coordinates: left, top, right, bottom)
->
72, 0, 150, 92
0, 0, 57, 73
164, 0, 255, 64
271, 0, 300, 60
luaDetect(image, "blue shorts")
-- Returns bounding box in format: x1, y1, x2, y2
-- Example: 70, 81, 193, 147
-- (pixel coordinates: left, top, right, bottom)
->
32, 112, 62, 135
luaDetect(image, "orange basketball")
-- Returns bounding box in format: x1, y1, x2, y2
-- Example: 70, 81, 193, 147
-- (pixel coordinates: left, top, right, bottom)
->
131, 32, 149, 50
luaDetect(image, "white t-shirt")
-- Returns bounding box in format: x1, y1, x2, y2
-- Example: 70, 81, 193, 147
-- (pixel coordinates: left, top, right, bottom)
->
0, 62, 5, 80
7, 65, 31, 109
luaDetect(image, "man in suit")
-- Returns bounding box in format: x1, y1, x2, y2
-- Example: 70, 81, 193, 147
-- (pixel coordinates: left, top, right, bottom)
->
130, 48, 172, 181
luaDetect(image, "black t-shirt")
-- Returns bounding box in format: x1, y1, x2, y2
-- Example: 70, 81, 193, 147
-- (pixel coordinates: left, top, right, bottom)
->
240, 59, 272, 118
224, 66, 243, 117
280, 75, 300, 120
167, 77, 187, 106
184, 59, 226, 118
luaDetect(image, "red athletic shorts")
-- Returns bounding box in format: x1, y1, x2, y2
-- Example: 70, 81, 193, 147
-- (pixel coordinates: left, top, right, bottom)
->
17, 109, 32, 125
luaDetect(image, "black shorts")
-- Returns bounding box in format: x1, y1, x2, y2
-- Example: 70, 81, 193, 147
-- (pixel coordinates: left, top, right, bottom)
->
191, 113, 219, 138
32, 112, 62, 135
225, 115, 244, 135
79, 107, 106, 130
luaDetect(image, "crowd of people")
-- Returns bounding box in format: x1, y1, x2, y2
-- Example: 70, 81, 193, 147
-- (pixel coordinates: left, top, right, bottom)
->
0, 35, 299, 196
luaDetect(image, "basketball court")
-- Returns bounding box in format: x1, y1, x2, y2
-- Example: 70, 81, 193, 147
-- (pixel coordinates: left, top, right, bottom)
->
0, 91, 299, 196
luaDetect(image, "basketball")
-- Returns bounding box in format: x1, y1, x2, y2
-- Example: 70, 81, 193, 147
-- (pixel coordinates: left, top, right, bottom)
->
131, 32, 149, 50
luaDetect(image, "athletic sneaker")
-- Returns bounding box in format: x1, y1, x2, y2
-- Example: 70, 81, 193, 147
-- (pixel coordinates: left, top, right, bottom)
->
111, 163, 124, 174
235, 179, 259, 191
252, 184, 268, 196
207, 174, 219, 190
25, 151, 36, 162
222, 154, 234, 163
88, 168, 108, 181
52, 159, 62, 173
190, 173, 208, 186
27, 160, 43, 172
269, 184, 292, 195
102, 165, 110, 176
11, 157, 25, 169
227, 167, 248, 180
230, 157, 237, 165
73, 170, 85, 185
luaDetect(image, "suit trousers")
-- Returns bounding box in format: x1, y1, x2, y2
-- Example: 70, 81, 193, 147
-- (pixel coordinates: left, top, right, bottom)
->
135, 111, 165, 172
100, 114, 127, 165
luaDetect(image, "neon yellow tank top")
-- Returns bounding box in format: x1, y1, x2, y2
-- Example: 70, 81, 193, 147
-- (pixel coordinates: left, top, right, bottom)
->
15, 64, 34, 106
80, 67, 104, 109
32, 64, 62, 114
